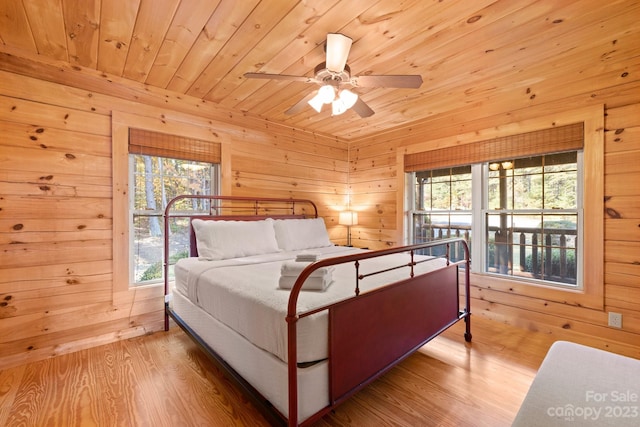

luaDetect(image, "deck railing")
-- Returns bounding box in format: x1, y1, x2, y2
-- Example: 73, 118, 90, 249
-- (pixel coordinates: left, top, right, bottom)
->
413, 220, 577, 285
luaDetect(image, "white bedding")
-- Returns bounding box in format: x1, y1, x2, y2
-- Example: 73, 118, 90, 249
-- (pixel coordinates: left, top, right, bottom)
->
172, 290, 328, 423
174, 245, 446, 363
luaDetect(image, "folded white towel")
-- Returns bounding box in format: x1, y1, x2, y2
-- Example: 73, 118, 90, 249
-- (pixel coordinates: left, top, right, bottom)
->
280, 261, 334, 278
278, 275, 332, 291
296, 251, 320, 262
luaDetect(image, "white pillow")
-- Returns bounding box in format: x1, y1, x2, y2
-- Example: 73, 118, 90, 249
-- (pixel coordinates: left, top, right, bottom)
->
192, 218, 280, 260
273, 218, 333, 251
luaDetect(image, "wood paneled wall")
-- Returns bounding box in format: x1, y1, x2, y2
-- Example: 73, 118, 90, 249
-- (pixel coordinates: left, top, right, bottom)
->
0, 70, 347, 369
1, 47, 639, 369
349, 88, 640, 357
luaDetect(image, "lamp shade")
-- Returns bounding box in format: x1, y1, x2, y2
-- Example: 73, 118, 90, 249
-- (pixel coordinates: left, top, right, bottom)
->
318, 85, 335, 103
331, 89, 359, 116
339, 211, 358, 226
308, 94, 324, 112
338, 89, 358, 108
309, 85, 336, 112
332, 99, 348, 116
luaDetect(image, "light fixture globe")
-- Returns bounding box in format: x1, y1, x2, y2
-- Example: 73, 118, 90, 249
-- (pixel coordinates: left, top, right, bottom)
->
331, 89, 358, 116
318, 85, 336, 104
308, 95, 324, 113
332, 99, 347, 116
308, 84, 336, 112
338, 89, 358, 108
308, 62, 362, 116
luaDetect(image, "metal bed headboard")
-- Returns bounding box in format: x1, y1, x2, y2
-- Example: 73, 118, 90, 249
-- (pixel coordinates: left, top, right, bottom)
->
162, 195, 319, 329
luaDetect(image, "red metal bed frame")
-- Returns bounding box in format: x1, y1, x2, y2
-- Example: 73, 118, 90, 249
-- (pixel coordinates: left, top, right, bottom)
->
163, 195, 471, 426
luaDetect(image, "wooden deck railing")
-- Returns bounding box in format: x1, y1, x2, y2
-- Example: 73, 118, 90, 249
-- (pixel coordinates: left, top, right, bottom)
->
413, 220, 577, 285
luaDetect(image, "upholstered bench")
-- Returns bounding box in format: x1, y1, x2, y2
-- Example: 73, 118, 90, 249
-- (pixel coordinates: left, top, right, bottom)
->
512, 341, 640, 426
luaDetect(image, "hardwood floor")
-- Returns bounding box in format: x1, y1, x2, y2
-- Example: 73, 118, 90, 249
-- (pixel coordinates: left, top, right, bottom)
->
0, 316, 558, 426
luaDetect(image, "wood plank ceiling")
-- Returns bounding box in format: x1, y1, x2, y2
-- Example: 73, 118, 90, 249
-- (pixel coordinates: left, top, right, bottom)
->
1, 0, 638, 141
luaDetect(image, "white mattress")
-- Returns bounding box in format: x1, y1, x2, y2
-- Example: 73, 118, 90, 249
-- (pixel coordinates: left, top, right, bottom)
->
174, 245, 446, 364
172, 290, 328, 423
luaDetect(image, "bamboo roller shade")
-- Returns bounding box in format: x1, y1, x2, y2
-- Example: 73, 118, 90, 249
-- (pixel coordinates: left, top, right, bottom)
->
129, 128, 221, 163
404, 122, 584, 172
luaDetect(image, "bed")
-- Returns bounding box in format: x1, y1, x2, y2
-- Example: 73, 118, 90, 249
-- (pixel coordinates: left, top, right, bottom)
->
163, 195, 471, 426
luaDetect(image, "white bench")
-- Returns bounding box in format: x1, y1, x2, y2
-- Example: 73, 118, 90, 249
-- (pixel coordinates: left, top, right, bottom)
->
512, 341, 640, 426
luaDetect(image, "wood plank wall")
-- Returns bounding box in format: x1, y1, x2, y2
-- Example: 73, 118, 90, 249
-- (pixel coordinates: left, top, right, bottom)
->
348, 86, 640, 357
0, 70, 346, 369
1, 50, 639, 367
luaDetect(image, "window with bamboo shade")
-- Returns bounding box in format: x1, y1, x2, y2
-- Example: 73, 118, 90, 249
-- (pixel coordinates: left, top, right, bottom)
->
404, 123, 583, 172
128, 128, 221, 163
404, 116, 605, 309
128, 128, 221, 285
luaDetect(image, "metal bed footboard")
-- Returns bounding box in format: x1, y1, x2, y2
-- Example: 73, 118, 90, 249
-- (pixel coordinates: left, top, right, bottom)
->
286, 238, 471, 426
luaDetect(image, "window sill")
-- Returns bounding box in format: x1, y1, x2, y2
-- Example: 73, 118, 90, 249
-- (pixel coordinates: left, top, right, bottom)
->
470, 272, 603, 310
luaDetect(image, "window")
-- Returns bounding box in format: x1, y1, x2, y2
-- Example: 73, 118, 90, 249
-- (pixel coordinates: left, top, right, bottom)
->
126, 128, 222, 286
402, 108, 603, 307
130, 155, 219, 285
410, 151, 581, 288
405, 121, 587, 290
413, 166, 472, 261
485, 152, 579, 286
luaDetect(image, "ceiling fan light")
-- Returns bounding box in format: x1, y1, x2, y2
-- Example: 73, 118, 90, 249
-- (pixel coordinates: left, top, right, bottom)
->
318, 84, 336, 104
338, 89, 358, 109
326, 33, 353, 72
332, 99, 348, 116
308, 93, 324, 112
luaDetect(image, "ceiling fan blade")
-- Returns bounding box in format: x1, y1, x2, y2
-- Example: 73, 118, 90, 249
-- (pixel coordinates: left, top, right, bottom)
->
244, 72, 315, 83
351, 98, 375, 118
325, 33, 352, 73
351, 74, 423, 88
285, 91, 317, 115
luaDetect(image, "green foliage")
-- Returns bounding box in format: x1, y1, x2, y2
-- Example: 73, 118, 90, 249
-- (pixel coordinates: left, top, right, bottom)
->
487, 236, 577, 284
541, 219, 576, 229
524, 249, 576, 281
132, 154, 215, 283
487, 168, 577, 210
132, 155, 213, 212
139, 262, 163, 282
139, 250, 189, 282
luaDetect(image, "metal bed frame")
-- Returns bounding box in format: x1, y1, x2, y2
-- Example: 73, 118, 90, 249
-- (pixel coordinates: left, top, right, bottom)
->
163, 195, 471, 426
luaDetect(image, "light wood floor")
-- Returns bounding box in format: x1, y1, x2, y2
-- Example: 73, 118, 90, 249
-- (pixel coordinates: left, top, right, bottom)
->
0, 316, 558, 426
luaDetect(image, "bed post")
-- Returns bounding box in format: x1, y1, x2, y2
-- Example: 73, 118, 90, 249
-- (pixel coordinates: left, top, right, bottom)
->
286, 313, 298, 426
286, 266, 314, 427
463, 240, 472, 342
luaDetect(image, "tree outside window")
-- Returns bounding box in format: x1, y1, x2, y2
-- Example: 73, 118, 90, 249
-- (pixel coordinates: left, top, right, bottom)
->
485, 152, 578, 285
411, 151, 580, 288
413, 166, 472, 261
130, 155, 218, 285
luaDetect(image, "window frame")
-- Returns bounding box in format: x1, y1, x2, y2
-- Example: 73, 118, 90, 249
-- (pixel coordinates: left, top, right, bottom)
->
398, 106, 604, 310
128, 155, 219, 285
112, 111, 230, 294
409, 153, 583, 288
483, 153, 582, 288
411, 166, 473, 262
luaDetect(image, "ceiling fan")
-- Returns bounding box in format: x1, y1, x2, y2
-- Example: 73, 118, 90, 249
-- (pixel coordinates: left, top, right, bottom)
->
244, 33, 423, 118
